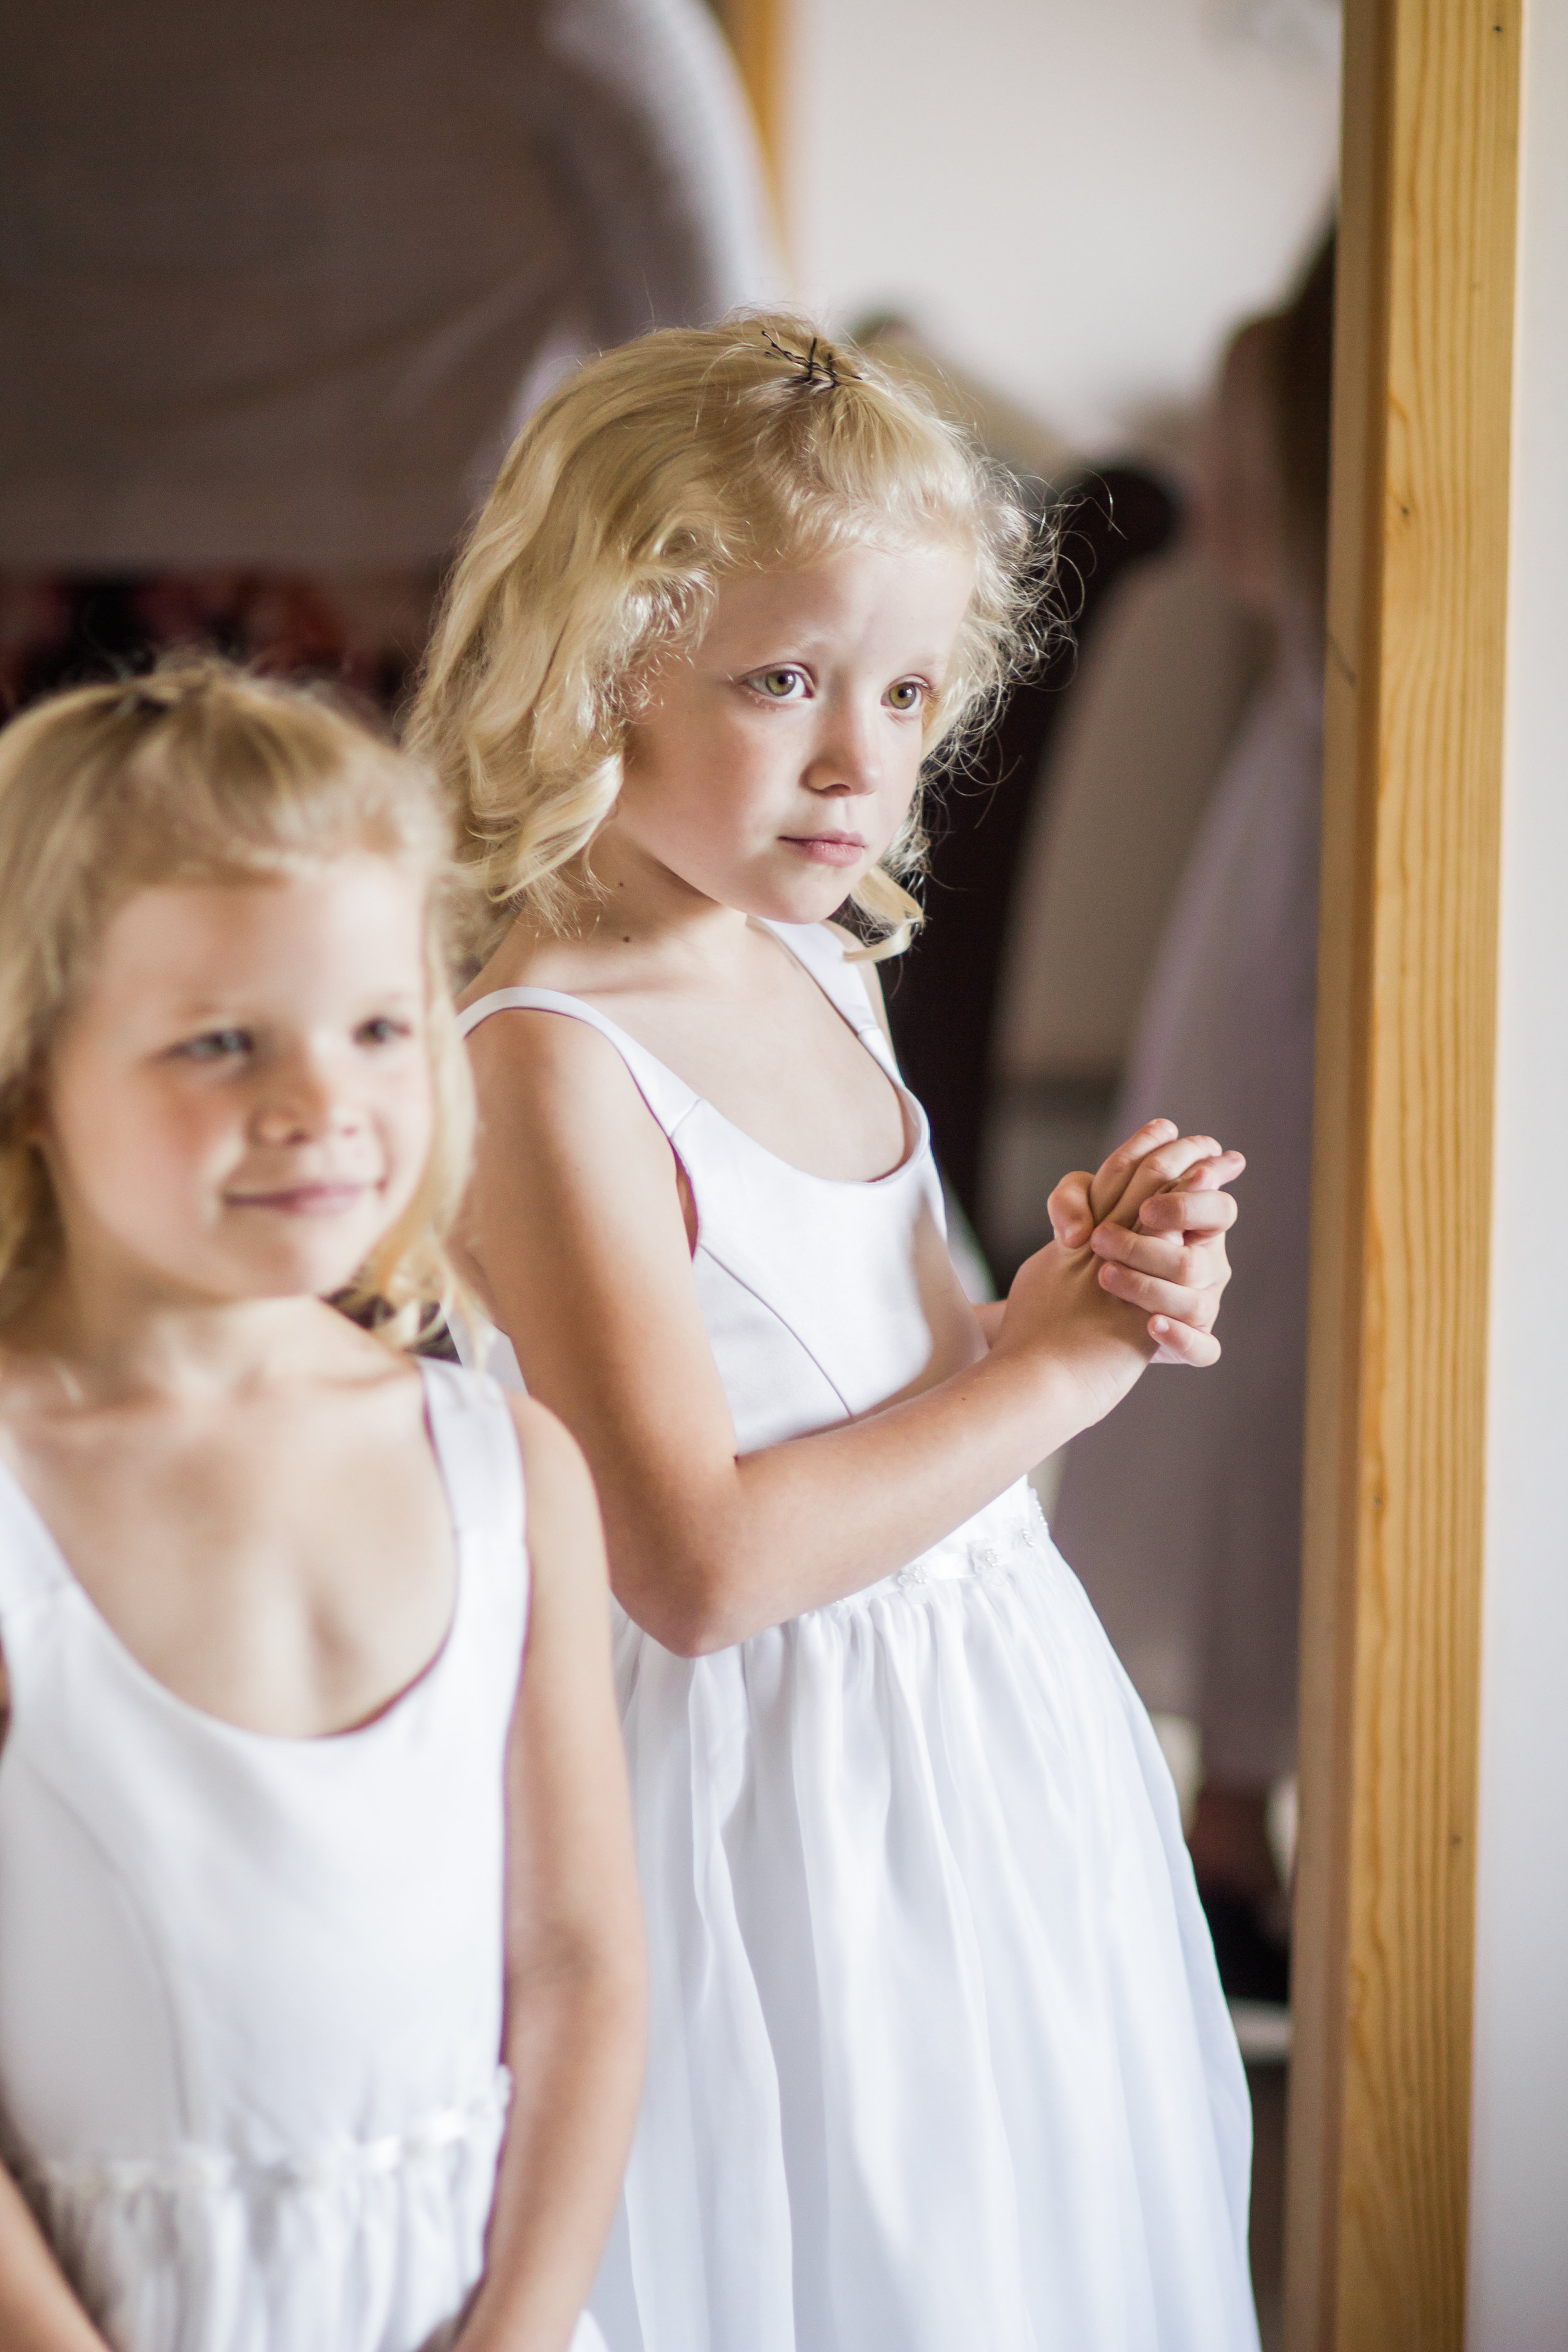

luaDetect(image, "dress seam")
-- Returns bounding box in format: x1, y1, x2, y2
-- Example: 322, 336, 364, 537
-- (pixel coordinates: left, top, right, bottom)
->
0, 1745, 201, 2140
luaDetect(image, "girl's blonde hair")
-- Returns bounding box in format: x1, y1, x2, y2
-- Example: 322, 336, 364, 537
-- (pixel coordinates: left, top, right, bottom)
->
410, 312, 1036, 958
0, 660, 473, 1340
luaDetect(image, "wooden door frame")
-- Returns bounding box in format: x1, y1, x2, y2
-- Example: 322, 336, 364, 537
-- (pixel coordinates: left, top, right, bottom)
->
1286, 3, 1521, 2346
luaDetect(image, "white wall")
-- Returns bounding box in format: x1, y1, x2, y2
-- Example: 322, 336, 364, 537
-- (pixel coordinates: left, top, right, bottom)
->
1467, 3, 1568, 2342
783, 0, 1340, 452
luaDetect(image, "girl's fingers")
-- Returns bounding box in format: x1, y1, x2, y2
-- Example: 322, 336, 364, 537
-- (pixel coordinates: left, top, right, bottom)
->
1135, 1184, 1238, 1236
1061, 1128, 1244, 1255
1047, 1168, 1097, 1249
1096, 1258, 1217, 1329
1087, 1118, 1179, 1224
1091, 1222, 1224, 1287
1101, 1135, 1228, 1231
1148, 1314, 1222, 1369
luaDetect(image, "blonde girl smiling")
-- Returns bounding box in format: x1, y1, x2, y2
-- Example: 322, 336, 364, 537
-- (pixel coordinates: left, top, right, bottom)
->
0, 665, 643, 2352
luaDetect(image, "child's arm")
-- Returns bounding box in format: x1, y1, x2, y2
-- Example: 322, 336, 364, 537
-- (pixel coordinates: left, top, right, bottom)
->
455, 1401, 645, 2352
0, 2173, 110, 2350
0, 1653, 112, 2351
460, 1015, 1238, 1657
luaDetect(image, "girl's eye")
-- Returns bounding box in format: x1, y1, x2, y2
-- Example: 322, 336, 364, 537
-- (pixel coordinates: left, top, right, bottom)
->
750, 667, 808, 701
886, 679, 926, 713
356, 1015, 413, 1049
177, 1028, 252, 1063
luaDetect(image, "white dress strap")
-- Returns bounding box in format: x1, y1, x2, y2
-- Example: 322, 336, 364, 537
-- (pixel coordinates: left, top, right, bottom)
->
761, 921, 881, 1038
0, 1460, 70, 1622
418, 1360, 526, 1550
458, 988, 699, 1141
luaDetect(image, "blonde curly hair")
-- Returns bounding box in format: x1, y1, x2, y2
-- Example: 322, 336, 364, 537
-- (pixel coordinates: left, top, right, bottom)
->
409, 312, 1036, 958
0, 660, 473, 1340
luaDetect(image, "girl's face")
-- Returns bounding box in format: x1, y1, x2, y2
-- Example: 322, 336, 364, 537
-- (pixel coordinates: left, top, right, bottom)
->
613, 538, 975, 923
40, 857, 436, 1313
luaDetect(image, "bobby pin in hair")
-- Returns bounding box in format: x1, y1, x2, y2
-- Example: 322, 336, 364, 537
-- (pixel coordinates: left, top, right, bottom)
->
114, 670, 208, 723
761, 327, 860, 391
113, 684, 171, 724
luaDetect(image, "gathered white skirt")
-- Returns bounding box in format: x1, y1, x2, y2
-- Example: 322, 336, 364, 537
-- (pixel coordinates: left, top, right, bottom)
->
591, 1484, 1259, 2352
20, 2072, 607, 2352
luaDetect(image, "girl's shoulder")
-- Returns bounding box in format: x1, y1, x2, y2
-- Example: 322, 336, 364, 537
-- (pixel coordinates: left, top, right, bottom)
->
458, 975, 701, 1157
416, 1355, 526, 1504
0, 1358, 79, 1635
420, 1360, 589, 1513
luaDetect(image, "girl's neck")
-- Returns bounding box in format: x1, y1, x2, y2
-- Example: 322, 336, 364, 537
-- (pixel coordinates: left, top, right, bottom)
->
487, 829, 757, 995
8, 1261, 339, 1412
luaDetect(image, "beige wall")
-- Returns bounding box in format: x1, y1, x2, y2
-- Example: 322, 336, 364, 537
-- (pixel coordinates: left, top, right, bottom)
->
783, 0, 1340, 453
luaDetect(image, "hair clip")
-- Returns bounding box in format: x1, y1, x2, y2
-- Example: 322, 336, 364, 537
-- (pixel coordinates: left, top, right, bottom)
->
761, 326, 860, 391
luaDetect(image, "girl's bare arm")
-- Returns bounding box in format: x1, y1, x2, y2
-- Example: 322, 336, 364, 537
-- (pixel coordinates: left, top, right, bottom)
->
0, 1646, 109, 2349
455, 1400, 645, 2352
0, 2169, 110, 2351
0, 2175, 114, 2351
460, 1014, 1236, 1657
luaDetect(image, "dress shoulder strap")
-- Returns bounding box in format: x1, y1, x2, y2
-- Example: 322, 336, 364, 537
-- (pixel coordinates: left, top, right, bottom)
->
0, 1459, 72, 1623
418, 1359, 526, 1551
458, 987, 699, 1140
762, 921, 882, 1041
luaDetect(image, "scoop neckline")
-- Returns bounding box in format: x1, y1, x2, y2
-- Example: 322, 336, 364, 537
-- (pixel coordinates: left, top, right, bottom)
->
0, 1381, 466, 1752
466, 923, 930, 1194
701, 1062, 926, 1192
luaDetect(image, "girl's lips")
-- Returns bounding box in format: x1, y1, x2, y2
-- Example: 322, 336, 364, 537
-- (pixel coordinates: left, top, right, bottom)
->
782, 834, 867, 868
228, 1182, 372, 1216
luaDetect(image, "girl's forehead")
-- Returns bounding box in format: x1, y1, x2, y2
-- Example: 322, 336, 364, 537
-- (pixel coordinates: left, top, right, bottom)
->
705, 539, 976, 632
87, 861, 428, 991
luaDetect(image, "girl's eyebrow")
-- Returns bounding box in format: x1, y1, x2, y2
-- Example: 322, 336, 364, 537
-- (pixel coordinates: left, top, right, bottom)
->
158, 983, 425, 1020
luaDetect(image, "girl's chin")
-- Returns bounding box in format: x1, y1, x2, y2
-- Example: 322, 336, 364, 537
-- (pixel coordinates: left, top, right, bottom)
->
188, 1237, 386, 1308
738, 859, 875, 926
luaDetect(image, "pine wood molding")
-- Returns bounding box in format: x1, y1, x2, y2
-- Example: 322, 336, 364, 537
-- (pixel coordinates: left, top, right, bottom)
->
1286, 3, 1521, 2346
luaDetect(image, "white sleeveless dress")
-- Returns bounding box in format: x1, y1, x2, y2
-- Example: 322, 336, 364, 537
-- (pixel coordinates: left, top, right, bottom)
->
0, 1359, 606, 2352
458, 924, 1259, 2352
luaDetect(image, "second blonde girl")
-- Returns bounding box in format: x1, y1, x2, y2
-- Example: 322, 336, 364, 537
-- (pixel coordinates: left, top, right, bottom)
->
415, 319, 1260, 2352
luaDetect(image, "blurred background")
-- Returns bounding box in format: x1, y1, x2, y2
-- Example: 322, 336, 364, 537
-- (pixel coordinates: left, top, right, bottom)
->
0, 6, 1342, 2335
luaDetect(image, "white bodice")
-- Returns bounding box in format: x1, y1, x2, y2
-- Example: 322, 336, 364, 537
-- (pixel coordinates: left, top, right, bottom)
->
0, 1360, 531, 2352
458, 929, 1260, 2352
458, 921, 951, 1453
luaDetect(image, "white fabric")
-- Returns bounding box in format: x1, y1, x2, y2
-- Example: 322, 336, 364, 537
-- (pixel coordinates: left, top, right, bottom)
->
0, 1360, 605, 2352
0, 0, 782, 568
1053, 654, 1322, 1784
458, 923, 1259, 2351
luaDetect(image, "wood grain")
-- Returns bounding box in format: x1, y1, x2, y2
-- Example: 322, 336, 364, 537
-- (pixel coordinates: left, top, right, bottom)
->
1285, 4, 1520, 2347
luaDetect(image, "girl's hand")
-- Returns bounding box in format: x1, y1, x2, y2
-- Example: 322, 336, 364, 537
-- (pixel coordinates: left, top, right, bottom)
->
1088, 1147, 1239, 1365
1046, 1121, 1244, 1369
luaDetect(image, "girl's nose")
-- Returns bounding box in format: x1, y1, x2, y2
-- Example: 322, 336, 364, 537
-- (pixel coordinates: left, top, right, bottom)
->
809, 702, 882, 796
252, 1056, 359, 1145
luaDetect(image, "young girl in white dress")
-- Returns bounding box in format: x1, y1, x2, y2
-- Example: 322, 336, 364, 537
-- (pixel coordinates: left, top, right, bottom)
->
413, 318, 1261, 2351
0, 665, 644, 2352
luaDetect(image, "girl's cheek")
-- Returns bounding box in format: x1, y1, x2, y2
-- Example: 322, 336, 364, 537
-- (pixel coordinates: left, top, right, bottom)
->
391, 1084, 438, 1185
